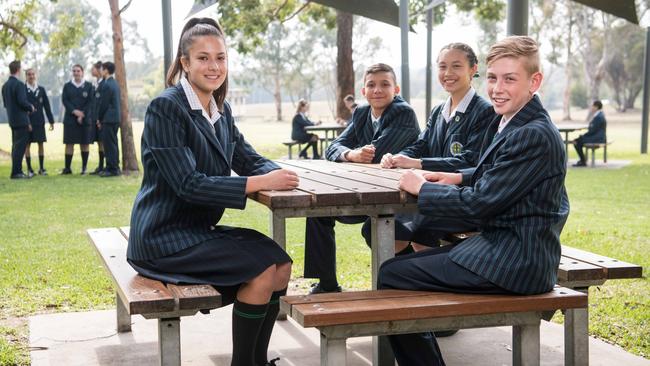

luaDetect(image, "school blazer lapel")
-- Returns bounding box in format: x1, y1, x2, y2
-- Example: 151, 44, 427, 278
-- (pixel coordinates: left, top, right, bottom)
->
475, 95, 543, 168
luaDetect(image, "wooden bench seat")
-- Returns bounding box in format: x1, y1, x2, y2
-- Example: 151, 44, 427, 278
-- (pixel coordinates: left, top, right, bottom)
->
281, 287, 587, 366
583, 141, 613, 167
87, 227, 222, 366
282, 140, 304, 159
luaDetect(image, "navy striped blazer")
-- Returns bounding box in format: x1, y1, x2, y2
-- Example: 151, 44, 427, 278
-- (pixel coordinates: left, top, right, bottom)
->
325, 96, 420, 163
26, 85, 55, 125
97, 77, 121, 125
127, 85, 279, 261
61, 81, 93, 126
418, 95, 569, 295
400, 94, 495, 171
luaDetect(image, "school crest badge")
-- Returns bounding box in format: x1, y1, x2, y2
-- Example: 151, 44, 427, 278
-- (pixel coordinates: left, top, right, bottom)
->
83, 91, 88, 97
450, 141, 463, 156
95, 92, 100, 98
39, 97, 43, 104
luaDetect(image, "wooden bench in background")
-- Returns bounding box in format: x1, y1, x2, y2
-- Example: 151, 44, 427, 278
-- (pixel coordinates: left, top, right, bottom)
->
282, 140, 303, 159
447, 232, 642, 366
282, 287, 587, 366
583, 141, 613, 167
87, 227, 222, 366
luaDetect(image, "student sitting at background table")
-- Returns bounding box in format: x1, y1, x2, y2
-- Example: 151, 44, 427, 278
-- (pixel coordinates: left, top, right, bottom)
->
291, 99, 321, 159
572, 100, 606, 167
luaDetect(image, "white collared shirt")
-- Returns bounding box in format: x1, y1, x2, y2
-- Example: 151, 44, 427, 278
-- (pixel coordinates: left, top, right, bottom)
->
497, 104, 527, 134
180, 76, 221, 133
441, 87, 475, 123
371, 112, 381, 134
26, 83, 38, 93
71, 79, 85, 88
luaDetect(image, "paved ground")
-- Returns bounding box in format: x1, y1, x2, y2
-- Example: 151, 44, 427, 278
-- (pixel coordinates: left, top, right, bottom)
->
30, 307, 649, 366
567, 159, 631, 169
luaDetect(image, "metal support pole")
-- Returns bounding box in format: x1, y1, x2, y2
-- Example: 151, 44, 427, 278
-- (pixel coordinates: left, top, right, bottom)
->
399, 0, 410, 102
162, 0, 173, 80
507, 0, 529, 36
158, 318, 181, 366
642, 26, 650, 154
116, 293, 131, 333
370, 215, 395, 366
425, 7, 433, 117
269, 212, 288, 320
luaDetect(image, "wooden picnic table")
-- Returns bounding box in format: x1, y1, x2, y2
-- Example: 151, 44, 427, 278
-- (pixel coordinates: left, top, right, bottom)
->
250, 160, 415, 366
304, 124, 347, 153
555, 122, 588, 156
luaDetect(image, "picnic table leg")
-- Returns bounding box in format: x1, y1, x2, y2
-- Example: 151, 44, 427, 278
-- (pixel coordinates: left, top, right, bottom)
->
321, 333, 347, 366
565, 287, 589, 366
269, 212, 288, 320
370, 215, 396, 366
565, 131, 570, 158
512, 321, 541, 366
158, 317, 181, 366
116, 293, 131, 332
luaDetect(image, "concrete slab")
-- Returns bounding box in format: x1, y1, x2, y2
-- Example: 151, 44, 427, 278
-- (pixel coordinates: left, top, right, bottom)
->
30, 307, 649, 366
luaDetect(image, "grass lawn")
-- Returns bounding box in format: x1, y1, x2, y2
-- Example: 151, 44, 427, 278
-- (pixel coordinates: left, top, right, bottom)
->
0, 105, 648, 364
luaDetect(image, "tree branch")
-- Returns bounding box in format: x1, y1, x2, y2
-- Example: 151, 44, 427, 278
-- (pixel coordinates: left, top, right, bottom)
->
280, 2, 310, 24
119, 0, 133, 14
0, 21, 28, 48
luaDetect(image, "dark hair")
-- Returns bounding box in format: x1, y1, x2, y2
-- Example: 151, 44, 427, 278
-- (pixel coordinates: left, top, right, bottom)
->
166, 17, 228, 111
364, 63, 397, 84
343, 94, 355, 103
296, 99, 309, 114
93, 61, 103, 70
102, 61, 115, 74
592, 100, 603, 110
72, 64, 84, 72
9, 60, 21, 74
439, 43, 478, 69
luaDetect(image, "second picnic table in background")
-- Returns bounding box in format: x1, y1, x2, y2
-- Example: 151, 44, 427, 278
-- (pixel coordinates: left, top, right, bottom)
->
304, 124, 347, 154
555, 122, 589, 157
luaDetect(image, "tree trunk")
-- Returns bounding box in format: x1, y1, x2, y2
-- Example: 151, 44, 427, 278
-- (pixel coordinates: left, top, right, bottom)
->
562, 5, 573, 121
336, 11, 354, 121
109, 0, 139, 174
274, 69, 282, 121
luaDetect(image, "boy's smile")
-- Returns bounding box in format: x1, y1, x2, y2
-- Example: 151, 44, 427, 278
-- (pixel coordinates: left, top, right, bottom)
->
486, 57, 542, 120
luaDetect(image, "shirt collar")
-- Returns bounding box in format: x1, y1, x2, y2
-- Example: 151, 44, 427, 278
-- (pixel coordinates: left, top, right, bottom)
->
441, 87, 475, 123
497, 103, 527, 133
26, 83, 38, 92
71, 79, 85, 88
180, 76, 221, 129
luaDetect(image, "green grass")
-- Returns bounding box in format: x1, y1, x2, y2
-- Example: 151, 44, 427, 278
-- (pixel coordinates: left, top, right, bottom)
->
0, 107, 649, 363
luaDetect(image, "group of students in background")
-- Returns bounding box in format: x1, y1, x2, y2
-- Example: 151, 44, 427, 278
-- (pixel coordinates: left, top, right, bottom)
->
2, 59, 122, 179
124, 15, 574, 365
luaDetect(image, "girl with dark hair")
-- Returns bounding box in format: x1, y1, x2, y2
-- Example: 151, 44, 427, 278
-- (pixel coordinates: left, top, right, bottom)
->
60, 64, 94, 174
127, 17, 298, 366
291, 99, 321, 159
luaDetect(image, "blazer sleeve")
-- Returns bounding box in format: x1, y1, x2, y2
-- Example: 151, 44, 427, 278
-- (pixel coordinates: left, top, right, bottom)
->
17, 83, 32, 112
325, 118, 360, 161
228, 105, 280, 176
399, 108, 438, 158
61, 85, 75, 116
41, 88, 55, 123
97, 84, 111, 122
294, 114, 314, 128
418, 126, 558, 219
371, 107, 420, 163
144, 96, 249, 209
420, 106, 496, 172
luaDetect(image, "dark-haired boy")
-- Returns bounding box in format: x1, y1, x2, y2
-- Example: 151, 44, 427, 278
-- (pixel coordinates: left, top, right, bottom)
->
305, 63, 420, 293
90, 61, 106, 174
379, 36, 570, 365
96, 61, 121, 177
573, 100, 606, 167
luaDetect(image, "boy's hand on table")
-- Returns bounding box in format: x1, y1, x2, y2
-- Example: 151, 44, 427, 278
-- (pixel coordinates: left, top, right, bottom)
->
423, 172, 462, 185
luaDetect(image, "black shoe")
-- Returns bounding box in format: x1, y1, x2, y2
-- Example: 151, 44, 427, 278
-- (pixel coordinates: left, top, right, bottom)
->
60, 168, 72, 175
89, 167, 104, 175
434, 329, 459, 337
38, 169, 47, 176
10, 173, 31, 179
309, 282, 342, 294
298, 152, 308, 159
262, 357, 280, 366
99, 170, 120, 177
572, 160, 587, 167
27, 170, 35, 178
312, 154, 321, 160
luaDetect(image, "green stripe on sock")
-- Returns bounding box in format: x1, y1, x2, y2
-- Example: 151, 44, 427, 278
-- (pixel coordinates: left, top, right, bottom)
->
269, 299, 279, 305
233, 308, 267, 319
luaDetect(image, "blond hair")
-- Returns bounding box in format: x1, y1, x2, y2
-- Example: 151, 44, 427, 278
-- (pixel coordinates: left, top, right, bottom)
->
486, 36, 540, 76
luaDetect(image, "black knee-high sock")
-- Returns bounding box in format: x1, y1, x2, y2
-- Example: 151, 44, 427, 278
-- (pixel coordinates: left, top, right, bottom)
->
232, 300, 268, 366
25, 156, 32, 172
39, 155, 44, 170
98, 151, 105, 169
81, 151, 89, 170
254, 289, 286, 365
311, 141, 319, 158
299, 144, 310, 157
64, 154, 73, 170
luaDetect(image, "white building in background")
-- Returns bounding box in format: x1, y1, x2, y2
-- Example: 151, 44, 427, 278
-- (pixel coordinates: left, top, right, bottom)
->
228, 88, 248, 122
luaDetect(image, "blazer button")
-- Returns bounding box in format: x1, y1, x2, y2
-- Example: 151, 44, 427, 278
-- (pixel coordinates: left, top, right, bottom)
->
209, 225, 215, 231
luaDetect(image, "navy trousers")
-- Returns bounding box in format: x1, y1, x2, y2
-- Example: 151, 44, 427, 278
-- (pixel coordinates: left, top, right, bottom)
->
361, 213, 480, 248
101, 123, 120, 173
378, 245, 510, 366
304, 215, 366, 285
11, 126, 29, 176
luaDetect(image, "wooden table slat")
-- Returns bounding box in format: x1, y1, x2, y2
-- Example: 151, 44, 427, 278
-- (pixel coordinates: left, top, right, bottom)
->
250, 189, 313, 209
287, 288, 587, 327
561, 246, 643, 279
167, 284, 221, 310
87, 228, 176, 314
557, 255, 606, 282
278, 161, 402, 205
